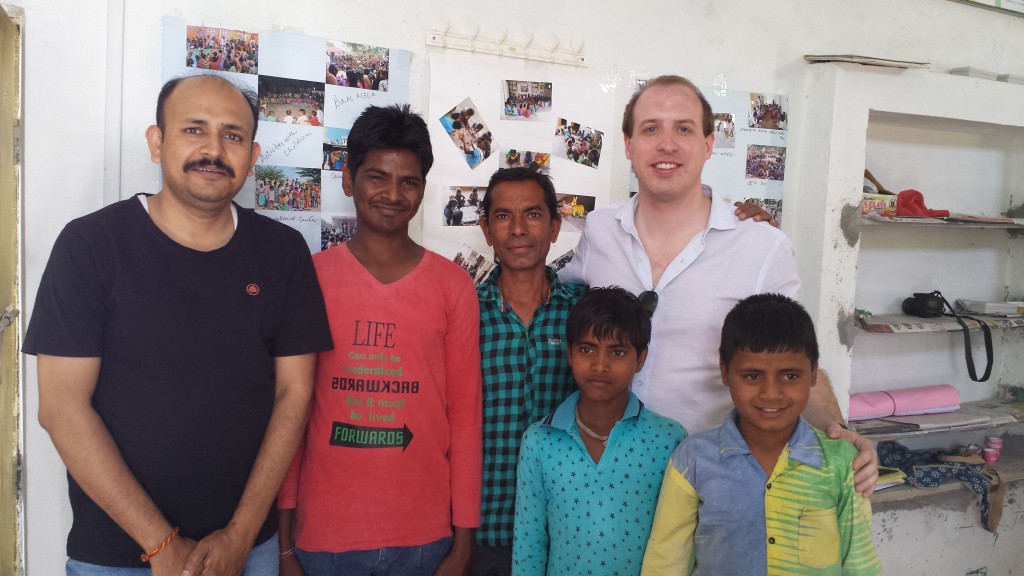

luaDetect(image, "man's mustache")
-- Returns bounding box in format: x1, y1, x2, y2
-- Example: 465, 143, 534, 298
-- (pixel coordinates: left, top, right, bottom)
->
183, 158, 236, 177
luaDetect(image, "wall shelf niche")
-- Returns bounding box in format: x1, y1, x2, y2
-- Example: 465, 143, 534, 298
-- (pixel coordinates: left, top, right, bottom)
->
785, 62, 1024, 415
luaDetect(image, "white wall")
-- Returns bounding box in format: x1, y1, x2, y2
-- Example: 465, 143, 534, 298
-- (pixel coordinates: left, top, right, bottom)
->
15, 1, 110, 574
14, 0, 1024, 574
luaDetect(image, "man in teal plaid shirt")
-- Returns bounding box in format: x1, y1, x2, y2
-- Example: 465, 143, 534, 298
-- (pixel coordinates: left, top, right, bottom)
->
472, 168, 586, 576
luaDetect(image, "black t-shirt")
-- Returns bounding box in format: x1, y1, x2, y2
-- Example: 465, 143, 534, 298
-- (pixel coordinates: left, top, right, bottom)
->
24, 195, 333, 567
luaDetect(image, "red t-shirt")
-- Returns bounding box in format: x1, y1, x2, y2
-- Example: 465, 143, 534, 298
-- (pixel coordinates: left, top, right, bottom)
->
279, 245, 482, 551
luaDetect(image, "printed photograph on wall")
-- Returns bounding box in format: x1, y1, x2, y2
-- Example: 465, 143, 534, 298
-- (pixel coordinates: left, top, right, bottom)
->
700, 83, 789, 224
186, 25, 259, 74
552, 118, 603, 168
258, 76, 324, 125
713, 112, 736, 148
321, 215, 357, 251
744, 144, 786, 181
441, 185, 484, 226
500, 79, 553, 121
326, 41, 390, 91
555, 193, 595, 233
439, 97, 494, 169
549, 248, 575, 271
255, 165, 322, 211
747, 93, 788, 130
323, 127, 349, 171
500, 149, 551, 171
166, 17, 414, 253
453, 245, 495, 285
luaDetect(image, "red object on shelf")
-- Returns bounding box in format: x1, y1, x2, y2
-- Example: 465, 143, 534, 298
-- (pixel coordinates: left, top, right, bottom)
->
896, 189, 950, 218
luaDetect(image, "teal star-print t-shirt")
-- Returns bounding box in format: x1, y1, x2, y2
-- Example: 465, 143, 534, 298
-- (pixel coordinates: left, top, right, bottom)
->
512, 391, 686, 576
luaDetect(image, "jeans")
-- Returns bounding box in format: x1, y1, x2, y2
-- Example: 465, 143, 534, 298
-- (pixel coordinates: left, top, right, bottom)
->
295, 536, 453, 576
66, 532, 278, 576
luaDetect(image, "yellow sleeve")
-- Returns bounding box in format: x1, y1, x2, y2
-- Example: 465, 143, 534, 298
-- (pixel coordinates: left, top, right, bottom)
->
839, 483, 882, 575
641, 462, 699, 576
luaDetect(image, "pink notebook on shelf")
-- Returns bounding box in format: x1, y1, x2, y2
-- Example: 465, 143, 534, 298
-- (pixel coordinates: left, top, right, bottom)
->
848, 384, 961, 421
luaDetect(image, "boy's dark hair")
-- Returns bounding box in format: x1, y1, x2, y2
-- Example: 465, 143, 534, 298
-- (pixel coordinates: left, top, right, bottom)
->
719, 293, 819, 368
566, 287, 652, 353
481, 167, 560, 222
346, 104, 433, 179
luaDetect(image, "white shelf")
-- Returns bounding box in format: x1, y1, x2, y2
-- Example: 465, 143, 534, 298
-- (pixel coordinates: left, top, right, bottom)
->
872, 449, 1024, 505
850, 399, 1024, 441
786, 62, 1024, 416
857, 313, 1024, 334
858, 215, 1024, 230
869, 417, 1024, 505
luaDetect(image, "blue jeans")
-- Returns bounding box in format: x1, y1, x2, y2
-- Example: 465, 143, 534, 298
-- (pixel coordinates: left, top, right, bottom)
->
66, 533, 278, 576
296, 536, 452, 576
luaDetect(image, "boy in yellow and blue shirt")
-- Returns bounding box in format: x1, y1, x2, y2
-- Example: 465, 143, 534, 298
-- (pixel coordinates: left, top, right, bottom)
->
642, 293, 881, 575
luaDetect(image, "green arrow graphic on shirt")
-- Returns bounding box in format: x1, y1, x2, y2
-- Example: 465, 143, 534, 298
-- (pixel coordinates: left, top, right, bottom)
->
330, 421, 414, 451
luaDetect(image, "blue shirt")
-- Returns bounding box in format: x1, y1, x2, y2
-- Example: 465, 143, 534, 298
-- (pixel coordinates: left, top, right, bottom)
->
642, 411, 881, 575
513, 392, 686, 576
440, 115, 456, 134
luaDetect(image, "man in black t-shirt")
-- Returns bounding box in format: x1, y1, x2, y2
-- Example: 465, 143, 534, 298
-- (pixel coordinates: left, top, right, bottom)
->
24, 74, 332, 575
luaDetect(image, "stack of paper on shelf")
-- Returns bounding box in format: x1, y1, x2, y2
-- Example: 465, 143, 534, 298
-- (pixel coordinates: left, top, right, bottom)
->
957, 400, 1024, 426
884, 411, 991, 430
956, 299, 1024, 316
848, 385, 960, 421
848, 419, 919, 436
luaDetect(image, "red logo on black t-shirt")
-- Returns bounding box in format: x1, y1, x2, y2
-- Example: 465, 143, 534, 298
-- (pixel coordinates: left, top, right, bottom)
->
246, 283, 260, 296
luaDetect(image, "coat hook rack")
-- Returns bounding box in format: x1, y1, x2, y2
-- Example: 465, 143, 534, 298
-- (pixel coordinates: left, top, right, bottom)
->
427, 26, 586, 68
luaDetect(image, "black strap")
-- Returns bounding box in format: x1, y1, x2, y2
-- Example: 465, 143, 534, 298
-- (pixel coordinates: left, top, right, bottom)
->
932, 291, 993, 382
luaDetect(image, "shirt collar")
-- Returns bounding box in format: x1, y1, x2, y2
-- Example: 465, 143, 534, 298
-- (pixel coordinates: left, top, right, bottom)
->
478, 264, 573, 305
547, 391, 643, 431
614, 186, 739, 237
717, 409, 823, 468
707, 193, 739, 232
613, 195, 640, 236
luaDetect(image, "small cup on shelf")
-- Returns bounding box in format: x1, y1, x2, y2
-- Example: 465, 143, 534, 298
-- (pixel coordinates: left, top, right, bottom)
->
982, 448, 1000, 466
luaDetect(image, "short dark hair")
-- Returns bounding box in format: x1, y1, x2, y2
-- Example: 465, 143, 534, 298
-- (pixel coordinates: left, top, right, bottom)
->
346, 104, 433, 179
566, 287, 652, 354
481, 167, 559, 222
156, 75, 260, 139
622, 75, 714, 138
719, 293, 819, 368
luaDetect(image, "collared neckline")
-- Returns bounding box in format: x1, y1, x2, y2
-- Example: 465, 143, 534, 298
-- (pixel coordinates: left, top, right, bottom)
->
479, 264, 576, 308
547, 390, 643, 431
717, 409, 823, 468
615, 188, 740, 238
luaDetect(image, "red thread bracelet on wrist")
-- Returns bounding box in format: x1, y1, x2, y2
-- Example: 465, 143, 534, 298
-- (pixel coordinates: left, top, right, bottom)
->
141, 526, 180, 562
280, 547, 295, 558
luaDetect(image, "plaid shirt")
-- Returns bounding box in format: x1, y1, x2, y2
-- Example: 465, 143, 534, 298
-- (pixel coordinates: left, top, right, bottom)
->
476, 265, 586, 547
